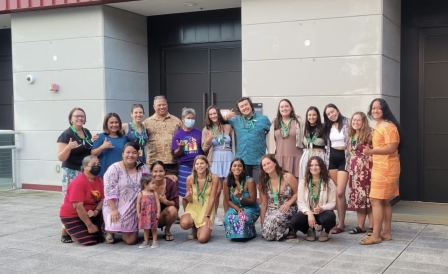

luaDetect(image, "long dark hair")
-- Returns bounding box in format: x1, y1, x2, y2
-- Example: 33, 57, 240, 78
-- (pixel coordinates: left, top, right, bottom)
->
274, 99, 299, 130
204, 105, 226, 129
226, 158, 247, 188
304, 156, 330, 191
103, 112, 123, 136
323, 103, 346, 139
367, 98, 405, 152
259, 154, 286, 194
150, 161, 165, 171
304, 106, 324, 137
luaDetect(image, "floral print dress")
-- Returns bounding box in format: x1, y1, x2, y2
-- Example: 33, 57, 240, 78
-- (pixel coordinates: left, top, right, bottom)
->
224, 190, 260, 239
261, 183, 298, 241
347, 139, 372, 209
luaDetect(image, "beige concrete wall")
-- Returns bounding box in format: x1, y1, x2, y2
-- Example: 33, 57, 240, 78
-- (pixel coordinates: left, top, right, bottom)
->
12, 6, 148, 188
241, 0, 401, 122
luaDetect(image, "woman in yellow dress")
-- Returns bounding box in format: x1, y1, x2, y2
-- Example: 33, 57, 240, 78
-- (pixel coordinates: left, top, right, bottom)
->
180, 155, 219, 243
360, 98, 403, 245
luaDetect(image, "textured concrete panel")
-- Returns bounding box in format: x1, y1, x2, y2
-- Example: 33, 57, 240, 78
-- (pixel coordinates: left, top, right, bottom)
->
11, 6, 103, 43
243, 56, 381, 97
242, 16, 381, 61
383, 16, 401, 62
383, 0, 401, 27
242, 0, 382, 25
104, 37, 148, 73
14, 69, 105, 101
104, 69, 148, 101
103, 6, 147, 46
14, 100, 104, 131
105, 100, 149, 126
382, 56, 400, 98
12, 37, 104, 72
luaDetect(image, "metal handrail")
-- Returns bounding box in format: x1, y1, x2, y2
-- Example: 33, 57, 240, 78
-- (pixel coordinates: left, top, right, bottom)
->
0, 130, 21, 189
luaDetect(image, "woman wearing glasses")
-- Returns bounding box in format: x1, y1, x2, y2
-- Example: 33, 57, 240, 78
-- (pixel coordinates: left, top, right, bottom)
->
57, 107, 98, 243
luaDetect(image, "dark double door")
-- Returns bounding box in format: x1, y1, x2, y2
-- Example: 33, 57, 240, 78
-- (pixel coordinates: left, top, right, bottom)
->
162, 42, 242, 127
420, 28, 448, 202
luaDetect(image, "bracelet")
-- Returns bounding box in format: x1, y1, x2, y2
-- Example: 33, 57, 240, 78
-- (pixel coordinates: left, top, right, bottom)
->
205, 215, 210, 218
94, 209, 100, 212
238, 196, 243, 201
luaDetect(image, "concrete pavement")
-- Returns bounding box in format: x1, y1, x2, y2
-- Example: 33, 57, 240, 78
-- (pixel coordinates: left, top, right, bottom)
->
0, 190, 447, 274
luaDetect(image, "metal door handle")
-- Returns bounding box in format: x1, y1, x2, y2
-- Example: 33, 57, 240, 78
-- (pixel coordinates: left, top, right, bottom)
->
202, 93, 208, 117
211, 93, 217, 105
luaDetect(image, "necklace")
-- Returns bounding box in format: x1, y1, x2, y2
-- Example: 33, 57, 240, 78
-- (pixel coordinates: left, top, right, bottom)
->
241, 113, 256, 130
131, 121, 146, 157
122, 161, 137, 185
195, 177, 209, 206
231, 180, 245, 206
69, 126, 92, 147
309, 178, 322, 205
212, 124, 225, 146
305, 129, 318, 149
350, 135, 359, 154
280, 118, 293, 138
268, 175, 281, 205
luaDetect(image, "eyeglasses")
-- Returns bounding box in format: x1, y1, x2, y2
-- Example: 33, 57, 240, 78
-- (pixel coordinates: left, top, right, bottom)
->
73, 115, 86, 119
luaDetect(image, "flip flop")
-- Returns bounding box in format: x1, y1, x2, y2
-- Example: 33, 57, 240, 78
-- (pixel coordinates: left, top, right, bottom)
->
330, 226, 344, 234
349, 226, 367, 234
382, 237, 392, 241
61, 234, 73, 243
165, 234, 174, 241
359, 237, 381, 245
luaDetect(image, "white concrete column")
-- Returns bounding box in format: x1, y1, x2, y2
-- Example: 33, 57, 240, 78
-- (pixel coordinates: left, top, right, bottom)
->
12, 5, 148, 189
241, 0, 401, 121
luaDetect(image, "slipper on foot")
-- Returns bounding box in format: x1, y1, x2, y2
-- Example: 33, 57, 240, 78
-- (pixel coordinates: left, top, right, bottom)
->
330, 226, 344, 234
349, 226, 367, 234
61, 234, 73, 243
164, 234, 174, 241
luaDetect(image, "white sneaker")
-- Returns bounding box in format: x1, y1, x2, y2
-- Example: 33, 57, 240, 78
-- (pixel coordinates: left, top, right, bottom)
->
214, 216, 224, 226
138, 241, 149, 248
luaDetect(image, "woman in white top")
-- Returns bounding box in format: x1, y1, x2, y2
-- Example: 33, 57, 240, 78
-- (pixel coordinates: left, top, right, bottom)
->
323, 103, 349, 234
290, 156, 336, 242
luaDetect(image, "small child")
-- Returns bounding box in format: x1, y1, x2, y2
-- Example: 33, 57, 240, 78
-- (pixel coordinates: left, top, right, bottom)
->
137, 175, 161, 248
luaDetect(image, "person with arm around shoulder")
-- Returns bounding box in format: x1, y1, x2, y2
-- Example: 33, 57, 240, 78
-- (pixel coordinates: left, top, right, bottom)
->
223, 158, 260, 239
179, 155, 219, 244
123, 104, 148, 164
323, 103, 350, 234
59, 155, 104, 245
91, 113, 127, 178
267, 99, 304, 179
172, 107, 204, 211
346, 112, 374, 235
360, 98, 402, 245
290, 156, 336, 242
202, 105, 235, 226
259, 154, 298, 241
102, 142, 150, 245
224, 97, 271, 182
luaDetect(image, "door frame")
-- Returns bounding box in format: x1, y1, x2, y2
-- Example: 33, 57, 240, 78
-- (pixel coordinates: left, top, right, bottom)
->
418, 27, 448, 202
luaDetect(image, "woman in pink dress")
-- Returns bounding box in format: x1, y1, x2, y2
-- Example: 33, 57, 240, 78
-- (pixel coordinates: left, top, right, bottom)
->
102, 142, 150, 244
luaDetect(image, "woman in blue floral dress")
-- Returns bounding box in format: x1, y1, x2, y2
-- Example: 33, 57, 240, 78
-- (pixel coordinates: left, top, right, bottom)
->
223, 158, 260, 239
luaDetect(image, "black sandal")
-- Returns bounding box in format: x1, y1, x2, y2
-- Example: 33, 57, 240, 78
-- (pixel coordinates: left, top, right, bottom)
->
349, 226, 366, 234
164, 234, 174, 241
367, 227, 373, 236
61, 234, 73, 243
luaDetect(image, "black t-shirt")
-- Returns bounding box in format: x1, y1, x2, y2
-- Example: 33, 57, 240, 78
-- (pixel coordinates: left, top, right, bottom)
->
57, 127, 93, 170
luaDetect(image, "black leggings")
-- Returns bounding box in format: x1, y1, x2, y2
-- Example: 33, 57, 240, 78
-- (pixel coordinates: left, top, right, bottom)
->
290, 211, 336, 234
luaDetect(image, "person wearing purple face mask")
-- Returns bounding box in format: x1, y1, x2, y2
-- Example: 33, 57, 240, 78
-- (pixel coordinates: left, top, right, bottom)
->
102, 142, 150, 245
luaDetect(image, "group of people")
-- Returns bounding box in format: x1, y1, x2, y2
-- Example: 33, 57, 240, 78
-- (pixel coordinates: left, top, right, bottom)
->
57, 95, 402, 247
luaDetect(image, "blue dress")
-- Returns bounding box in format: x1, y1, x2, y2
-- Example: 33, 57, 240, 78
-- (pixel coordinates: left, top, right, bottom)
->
92, 133, 127, 178
210, 133, 234, 178
125, 122, 148, 164
224, 179, 260, 239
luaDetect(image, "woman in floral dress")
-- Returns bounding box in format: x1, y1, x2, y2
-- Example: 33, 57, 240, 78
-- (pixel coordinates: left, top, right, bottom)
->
102, 142, 150, 245
223, 158, 260, 239
259, 154, 298, 241
346, 112, 373, 235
